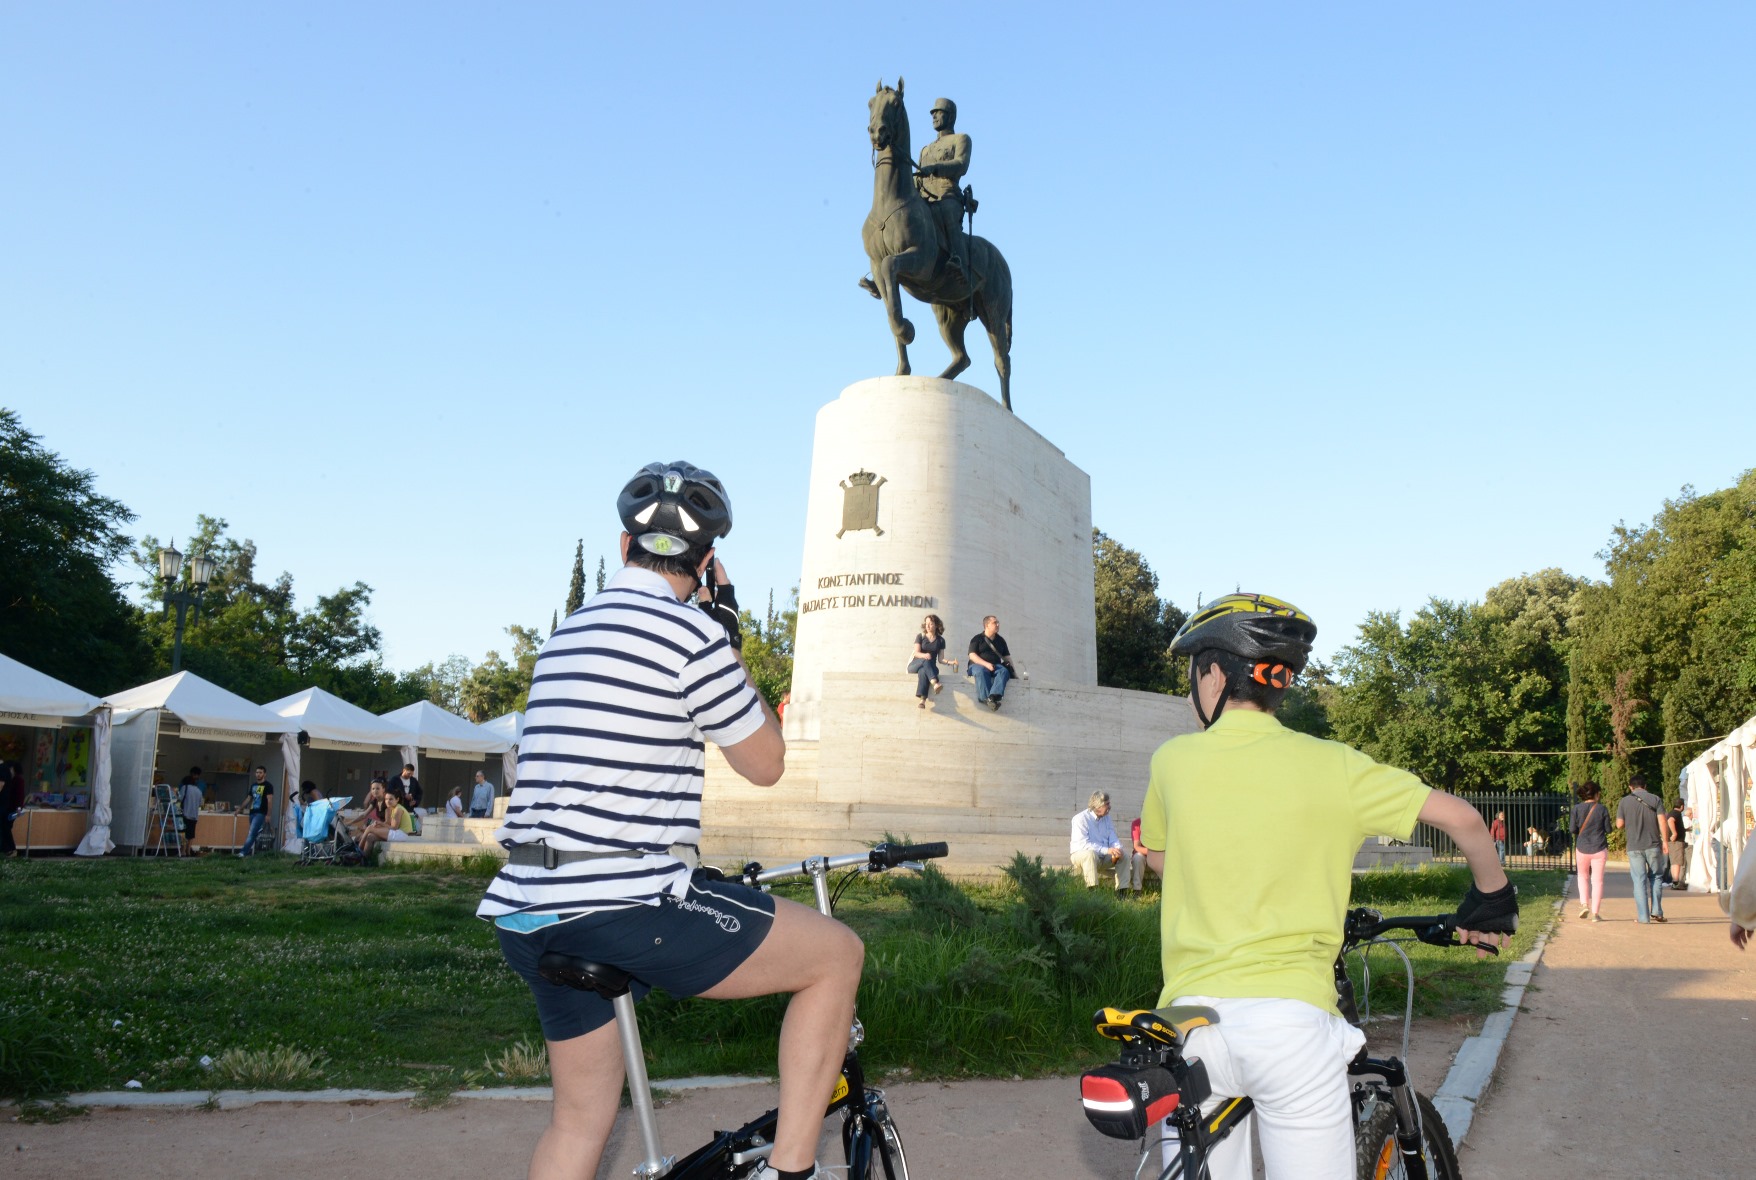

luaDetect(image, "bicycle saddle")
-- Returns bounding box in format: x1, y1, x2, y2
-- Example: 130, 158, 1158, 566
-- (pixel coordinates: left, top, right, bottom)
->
537, 952, 633, 999
1092, 1005, 1219, 1047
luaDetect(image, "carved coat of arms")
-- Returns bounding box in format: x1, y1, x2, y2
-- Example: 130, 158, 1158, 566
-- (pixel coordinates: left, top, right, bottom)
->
837, 470, 886, 538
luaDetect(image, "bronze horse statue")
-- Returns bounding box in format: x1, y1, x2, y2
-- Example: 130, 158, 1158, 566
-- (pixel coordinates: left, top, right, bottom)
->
862, 79, 1014, 410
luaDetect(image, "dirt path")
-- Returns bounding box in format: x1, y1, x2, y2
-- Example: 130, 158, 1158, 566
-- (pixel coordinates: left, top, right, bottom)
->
8, 1018, 1462, 1179
1460, 868, 1755, 1179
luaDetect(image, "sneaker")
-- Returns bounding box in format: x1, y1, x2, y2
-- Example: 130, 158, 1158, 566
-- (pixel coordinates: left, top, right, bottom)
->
990, 696, 1003, 710
1578, 907, 1590, 920
1653, 914, 1667, 923
753, 1166, 826, 1180
1588, 913, 1603, 922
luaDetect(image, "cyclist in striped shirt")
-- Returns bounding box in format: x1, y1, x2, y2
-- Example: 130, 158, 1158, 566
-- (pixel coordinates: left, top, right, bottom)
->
481, 462, 860, 1180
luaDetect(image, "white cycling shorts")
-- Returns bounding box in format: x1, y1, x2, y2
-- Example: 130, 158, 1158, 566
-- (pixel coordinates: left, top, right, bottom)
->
1170, 995, 1366, 1180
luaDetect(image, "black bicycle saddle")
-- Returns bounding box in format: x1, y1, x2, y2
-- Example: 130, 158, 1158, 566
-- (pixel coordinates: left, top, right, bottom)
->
537, 952, 633, 999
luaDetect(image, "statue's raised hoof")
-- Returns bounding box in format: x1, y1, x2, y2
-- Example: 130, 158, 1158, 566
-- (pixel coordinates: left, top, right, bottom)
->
858, 277, 880, 299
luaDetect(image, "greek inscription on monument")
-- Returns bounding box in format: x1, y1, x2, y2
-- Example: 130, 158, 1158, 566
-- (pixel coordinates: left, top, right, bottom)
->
800, 570, 936, 614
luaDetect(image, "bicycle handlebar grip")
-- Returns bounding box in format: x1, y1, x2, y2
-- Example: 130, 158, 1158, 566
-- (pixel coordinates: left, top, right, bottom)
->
879, 841, 948, 866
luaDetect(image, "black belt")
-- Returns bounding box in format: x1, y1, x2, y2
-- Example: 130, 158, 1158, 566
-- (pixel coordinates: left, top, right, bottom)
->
507, 842, 699, 870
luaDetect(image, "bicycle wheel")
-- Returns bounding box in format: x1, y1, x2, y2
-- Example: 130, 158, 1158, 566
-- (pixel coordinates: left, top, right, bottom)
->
872, 1114, 909, 1180
1354, 1091, 1460, 1180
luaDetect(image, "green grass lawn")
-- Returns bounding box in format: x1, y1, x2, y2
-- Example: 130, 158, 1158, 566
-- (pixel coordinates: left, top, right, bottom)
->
0, 854, 1559, 1100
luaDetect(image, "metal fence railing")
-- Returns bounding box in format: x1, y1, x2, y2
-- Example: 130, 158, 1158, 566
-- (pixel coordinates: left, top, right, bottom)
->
1412, 790, 1573, 871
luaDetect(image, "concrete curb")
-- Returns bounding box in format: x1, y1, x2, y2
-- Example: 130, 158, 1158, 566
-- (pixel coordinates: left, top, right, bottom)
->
42, 1075, 769, 1112
1430, 888, 1569, 1145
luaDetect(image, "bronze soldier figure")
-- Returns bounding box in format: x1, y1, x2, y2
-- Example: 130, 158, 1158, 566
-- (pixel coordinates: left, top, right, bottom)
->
915, 97, 970, 280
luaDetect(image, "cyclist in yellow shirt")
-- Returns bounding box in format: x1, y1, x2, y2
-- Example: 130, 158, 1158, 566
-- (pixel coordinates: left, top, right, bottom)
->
1139, 593, 1515, 1180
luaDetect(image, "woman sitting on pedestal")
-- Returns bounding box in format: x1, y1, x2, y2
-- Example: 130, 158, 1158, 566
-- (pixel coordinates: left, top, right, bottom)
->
908, 614, 957, 708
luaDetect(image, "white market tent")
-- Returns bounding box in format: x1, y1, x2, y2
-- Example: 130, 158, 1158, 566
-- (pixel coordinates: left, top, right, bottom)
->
1682, 715, 1756, 903
482, 710, 524, 793
0, 652, 112, 856
104, 672, 294, 850
378, 700, 508, 770
264, 687, 416, 849
378, 701, 510, 816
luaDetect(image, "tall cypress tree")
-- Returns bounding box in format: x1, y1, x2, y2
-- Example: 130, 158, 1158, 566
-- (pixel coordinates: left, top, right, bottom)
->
565, 540, 586, 615
1565, 646, 1591, 789
595, 556, 606, 593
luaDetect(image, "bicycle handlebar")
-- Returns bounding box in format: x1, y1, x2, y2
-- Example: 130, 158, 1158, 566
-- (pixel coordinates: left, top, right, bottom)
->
738, 841, 949, 887
1343, 908, 1499, 956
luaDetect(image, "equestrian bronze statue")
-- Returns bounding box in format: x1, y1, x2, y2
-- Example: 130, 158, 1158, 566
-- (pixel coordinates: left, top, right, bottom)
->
861, 79, 1015, 411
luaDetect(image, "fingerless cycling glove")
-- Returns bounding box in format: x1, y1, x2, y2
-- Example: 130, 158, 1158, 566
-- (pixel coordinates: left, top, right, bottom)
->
1455, 880, 1519, 935
703, 582, 744, 653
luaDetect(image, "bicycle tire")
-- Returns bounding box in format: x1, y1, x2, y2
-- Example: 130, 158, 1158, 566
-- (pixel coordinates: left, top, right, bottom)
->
1354, 1091, 1460, 1180
873, 1114, 909, 1180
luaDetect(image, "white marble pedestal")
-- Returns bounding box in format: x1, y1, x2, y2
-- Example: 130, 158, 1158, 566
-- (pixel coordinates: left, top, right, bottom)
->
784, 376, 1096, 742
695, 376, 1198, 875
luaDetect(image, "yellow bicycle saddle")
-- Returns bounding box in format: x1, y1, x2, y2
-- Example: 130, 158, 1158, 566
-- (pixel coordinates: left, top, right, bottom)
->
1092, 1005, 1220, 1047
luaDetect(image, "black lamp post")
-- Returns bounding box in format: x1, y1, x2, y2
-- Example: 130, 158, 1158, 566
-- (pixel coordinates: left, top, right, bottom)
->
157, 542, 217, 673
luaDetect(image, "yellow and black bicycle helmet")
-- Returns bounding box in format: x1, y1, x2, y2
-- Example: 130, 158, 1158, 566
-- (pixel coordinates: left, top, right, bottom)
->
1170, 593, 1317, 727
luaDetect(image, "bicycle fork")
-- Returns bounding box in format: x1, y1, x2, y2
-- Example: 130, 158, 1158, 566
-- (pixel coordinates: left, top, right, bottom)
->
1348, 1055, 1429, 1180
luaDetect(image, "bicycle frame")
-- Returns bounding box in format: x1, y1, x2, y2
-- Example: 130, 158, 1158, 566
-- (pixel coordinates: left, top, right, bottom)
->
610, 843, 944, 1180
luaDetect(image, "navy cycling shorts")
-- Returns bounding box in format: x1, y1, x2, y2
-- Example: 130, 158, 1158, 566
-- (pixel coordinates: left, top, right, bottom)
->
496, 869, 776, 1042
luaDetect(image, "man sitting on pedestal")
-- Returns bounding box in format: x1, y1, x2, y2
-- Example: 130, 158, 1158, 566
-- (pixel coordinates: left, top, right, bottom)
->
967, 615, 1016, 710
1071, 790, 1142, 893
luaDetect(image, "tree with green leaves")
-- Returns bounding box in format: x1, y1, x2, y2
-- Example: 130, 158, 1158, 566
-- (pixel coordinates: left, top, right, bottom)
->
1093, 529, 1182, 693
0, 409, 150, 692
1327, 570, 1586, 794
739, 589, 797, 708
565, 540, 587, 616
131, 516, 410, 707
1572, 470, 1756, 802
459, 625, 542, 721
595, 556, 607, 594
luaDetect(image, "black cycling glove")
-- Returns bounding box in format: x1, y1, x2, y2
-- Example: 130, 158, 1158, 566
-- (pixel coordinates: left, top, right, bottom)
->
702, 581, 744, 653
1455, 880, 1520, 936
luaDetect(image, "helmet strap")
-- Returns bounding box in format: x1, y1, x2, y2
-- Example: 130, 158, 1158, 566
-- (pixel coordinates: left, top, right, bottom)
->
1190, 655, 1230, 730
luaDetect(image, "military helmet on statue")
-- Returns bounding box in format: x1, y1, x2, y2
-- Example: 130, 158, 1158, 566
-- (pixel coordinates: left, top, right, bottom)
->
930, 96, 957, 120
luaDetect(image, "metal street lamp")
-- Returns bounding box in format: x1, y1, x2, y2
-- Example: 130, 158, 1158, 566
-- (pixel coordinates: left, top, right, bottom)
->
158, 541, 216, 673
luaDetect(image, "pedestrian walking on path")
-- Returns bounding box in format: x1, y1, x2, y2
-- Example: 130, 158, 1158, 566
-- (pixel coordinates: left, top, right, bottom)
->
1569, 781, 1610, 921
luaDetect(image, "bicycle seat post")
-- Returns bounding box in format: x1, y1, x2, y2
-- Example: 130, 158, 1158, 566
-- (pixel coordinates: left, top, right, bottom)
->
612, 990, 670, 1179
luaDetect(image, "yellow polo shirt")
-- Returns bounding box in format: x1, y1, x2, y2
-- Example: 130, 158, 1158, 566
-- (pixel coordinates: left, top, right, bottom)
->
1139, 709, 1430, 1013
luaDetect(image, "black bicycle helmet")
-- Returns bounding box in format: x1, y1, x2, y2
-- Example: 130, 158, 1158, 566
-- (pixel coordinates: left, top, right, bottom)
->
1169, 593, 1317, 728
616, 461, 733, 558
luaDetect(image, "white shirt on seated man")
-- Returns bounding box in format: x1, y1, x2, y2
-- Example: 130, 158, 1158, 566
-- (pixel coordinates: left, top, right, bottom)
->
1071, 790, 1143, 893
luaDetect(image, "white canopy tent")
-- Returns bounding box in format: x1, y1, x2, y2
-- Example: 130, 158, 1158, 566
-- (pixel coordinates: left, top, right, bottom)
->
1681, 715, 1756, 903
0, 652, 112, 856
104, 672, 294, 851
263, 687, 415, 850
482, 710, 524, 795
379, 701, 509, 812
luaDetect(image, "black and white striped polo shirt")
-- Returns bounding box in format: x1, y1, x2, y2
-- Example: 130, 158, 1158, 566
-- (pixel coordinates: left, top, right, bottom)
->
475, 566, 765, 919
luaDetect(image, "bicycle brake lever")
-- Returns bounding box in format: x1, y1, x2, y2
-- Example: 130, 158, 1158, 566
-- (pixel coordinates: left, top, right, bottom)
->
1419, 916, 1500, 955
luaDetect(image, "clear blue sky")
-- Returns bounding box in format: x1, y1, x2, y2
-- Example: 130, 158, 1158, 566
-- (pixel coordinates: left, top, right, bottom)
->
5, 3, 1751, 680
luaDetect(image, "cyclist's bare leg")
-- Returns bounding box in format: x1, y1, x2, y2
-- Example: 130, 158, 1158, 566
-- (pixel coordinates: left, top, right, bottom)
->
530, 1020, 624, 1180
699, 894, 865, 1172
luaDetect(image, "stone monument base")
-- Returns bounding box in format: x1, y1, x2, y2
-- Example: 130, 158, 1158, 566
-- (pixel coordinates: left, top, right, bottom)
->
700, 671, 1199, 874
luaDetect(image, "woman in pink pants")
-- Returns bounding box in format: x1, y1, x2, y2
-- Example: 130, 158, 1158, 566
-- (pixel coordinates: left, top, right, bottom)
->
1570, 781, 1611, 921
